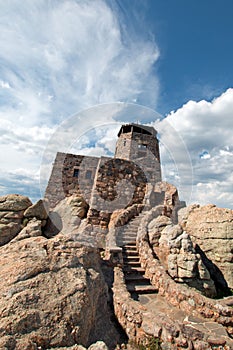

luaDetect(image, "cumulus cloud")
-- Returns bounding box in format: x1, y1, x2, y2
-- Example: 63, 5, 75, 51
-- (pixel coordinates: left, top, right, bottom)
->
0, 0, 160, 199
159, 88, 233, 208
1, 1, 232, 209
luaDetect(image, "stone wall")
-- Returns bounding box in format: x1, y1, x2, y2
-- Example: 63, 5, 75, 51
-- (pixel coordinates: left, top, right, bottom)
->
112, 266, 233, 349
136, 218, 233, 338
45, 152, 101, 209
115, 131, 161, 185
87, 158, 148, 228
115, 131, 160, 162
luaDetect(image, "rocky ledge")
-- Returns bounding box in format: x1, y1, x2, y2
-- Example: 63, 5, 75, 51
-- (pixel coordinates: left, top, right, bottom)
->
0, 193, 233, 349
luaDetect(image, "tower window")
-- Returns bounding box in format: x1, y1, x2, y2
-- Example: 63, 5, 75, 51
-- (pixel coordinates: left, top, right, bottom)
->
85, 170, 92, 179
73, 169, 79, 177
138, 144, 147, 149
123, 139, 126, 146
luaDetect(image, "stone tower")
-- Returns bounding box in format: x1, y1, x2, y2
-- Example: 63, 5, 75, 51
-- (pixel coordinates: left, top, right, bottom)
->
114, 123, 161, 184
45, 123, 162, 211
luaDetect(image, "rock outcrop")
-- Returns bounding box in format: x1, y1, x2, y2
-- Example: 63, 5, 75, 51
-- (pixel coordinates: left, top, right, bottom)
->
0, 194, 32, 245
44, 195, 89, 238
180, 204, 233, 291
0, 195, 50, 246
0, 234, 120, 349
1, 192, 233, 349
148, 215, 216, 296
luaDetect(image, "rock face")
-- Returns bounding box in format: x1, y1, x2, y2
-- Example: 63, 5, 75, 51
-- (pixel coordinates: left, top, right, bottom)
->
147, 214, 216, 297
181, 204, 233, 290
0, 195, 51, 246
0, 194, 32, 211
0, 235, 119, 349
24, 199, 48, 220
0, 194, 32, 246
1, 192, 233, 349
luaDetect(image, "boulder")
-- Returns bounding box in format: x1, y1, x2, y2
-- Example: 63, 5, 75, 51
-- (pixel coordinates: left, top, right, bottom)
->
0, 194, 32, 211
12, 218, 42, 242
45, 341, 108, 349
0, 235, 120, 349
148, 215, 172, 247
184, 204, 233, 290
0, 194, 32, 246
67, 196, 89, 219
24, 199, 48, 220
88, 341, 109, 349
150, 218, 216, 297
151, 181, 185, 222
44, 195, 89, 238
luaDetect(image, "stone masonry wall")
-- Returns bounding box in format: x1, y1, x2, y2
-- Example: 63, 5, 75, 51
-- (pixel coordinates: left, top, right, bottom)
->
45, 152, 101, 209
87, 158, 148, 228
115, 131, 161, 184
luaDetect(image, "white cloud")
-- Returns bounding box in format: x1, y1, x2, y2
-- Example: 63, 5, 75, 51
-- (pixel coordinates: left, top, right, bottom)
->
1, 1, 232, 210
158, 88, 233, 208
0, 0, 160, 200
0, 80, 10, 89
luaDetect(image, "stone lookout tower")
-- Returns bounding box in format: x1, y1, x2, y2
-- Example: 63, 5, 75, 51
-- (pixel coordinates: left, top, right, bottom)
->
115, 123, 161, 184
45, 123, 162, 223
115, 123, 160, 162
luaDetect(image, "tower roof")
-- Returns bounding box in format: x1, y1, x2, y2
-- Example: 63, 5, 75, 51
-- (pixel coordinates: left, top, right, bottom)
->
117, 123, 157, 137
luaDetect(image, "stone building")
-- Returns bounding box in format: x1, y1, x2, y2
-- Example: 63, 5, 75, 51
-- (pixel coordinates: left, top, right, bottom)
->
45, 123, 162, 226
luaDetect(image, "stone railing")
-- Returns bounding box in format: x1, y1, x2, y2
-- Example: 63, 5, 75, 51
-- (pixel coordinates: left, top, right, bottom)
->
112, 267, 185, 348
136, 213, 233, 337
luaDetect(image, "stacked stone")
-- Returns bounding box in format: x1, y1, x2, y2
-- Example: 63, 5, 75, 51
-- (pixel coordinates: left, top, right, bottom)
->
87, 158, 147, 227
45, 152, 101, 209
115, 130, 161, 185
0, 195, 48, 245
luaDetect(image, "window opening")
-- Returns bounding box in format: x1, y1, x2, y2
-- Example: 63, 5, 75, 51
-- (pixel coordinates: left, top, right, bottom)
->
73, 169, 79, 177
85, 170, 92, 179
138, 144, 147, 149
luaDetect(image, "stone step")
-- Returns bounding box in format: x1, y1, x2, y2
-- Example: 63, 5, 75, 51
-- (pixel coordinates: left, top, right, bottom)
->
123, 243, 137, 248
124, 261, 141, 268
122, 250, 138, 256
118, 241, 136, 247
128, 225, 139, 229
123, 266, 145, 274
123, 253, 139, 258
120, 237, 137, 242
121, 232, 137, 236
124, 274, 149, 282
127, 279, 151, 286
123, 256, 140, 263
122, 229, 137, 233
118, 233, 136, 237
120, 238, 136, 241
118, 239, 136, 244
122, 227, 138, 231
127, 220, 140, 225
122, 245, 137, 251
126, 284, 158, 294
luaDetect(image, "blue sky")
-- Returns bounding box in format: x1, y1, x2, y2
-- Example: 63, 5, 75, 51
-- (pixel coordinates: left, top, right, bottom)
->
0, 0, 233, 208
119, 0, 233, 114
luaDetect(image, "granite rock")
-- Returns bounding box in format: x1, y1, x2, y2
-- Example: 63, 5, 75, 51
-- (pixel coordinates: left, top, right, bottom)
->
0, 235, 119, 349
183, 204, 233, 290
0, 194, 32, 246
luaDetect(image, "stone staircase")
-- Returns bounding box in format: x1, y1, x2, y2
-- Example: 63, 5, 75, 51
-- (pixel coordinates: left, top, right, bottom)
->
116, 214, 158, 299
116, 213, 144, 246
122, 243, 158, 300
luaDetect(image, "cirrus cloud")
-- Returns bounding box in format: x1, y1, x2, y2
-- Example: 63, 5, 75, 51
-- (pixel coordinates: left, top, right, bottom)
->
0, 0, 160, 201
